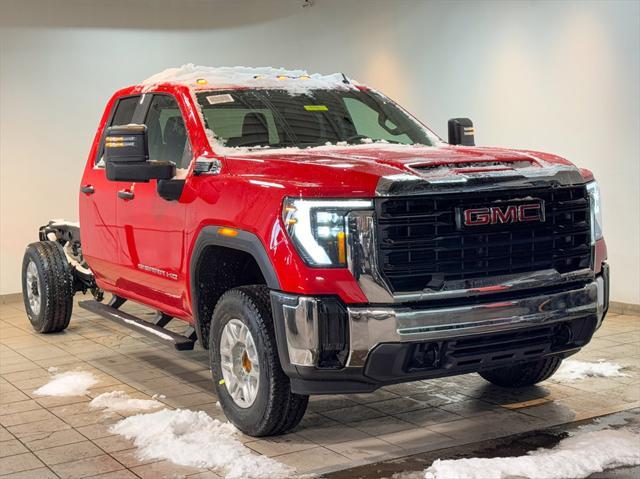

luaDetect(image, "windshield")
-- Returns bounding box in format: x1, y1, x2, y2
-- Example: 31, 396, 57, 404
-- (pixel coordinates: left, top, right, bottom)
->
196, 89, 436, 149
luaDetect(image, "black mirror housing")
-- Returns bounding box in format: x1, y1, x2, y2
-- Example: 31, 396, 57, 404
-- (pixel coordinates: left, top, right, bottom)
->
448, 118, 475, 146
104, 124, 175, 182
104, 124, 148, 162
106, 161, 176, 183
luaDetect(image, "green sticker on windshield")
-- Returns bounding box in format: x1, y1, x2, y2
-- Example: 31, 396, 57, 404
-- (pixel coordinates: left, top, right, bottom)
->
304, 105, 328, 111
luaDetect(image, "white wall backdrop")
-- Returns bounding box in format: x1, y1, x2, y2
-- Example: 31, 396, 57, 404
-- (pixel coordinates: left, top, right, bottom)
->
1, 0, 638, 303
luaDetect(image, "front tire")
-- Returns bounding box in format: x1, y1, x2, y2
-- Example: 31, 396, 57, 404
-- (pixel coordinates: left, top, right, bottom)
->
479, 356, 563, 388
210, 285, 308, 437
21, 241, 74, 333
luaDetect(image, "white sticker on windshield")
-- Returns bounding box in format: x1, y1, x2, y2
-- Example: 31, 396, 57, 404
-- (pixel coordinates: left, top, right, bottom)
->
207, 94, 234, 105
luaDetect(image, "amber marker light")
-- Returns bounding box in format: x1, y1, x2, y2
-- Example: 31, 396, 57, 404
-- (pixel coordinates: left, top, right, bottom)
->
195, 78, 208, 85
283, 205, 297, 225
337, 231, 347, 265
218, 227, 239, 237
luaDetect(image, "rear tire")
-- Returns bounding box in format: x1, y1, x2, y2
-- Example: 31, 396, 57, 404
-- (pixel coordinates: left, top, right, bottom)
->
21, 241, 74, 333
209, 285, 309, 437
479, 356, 563, 388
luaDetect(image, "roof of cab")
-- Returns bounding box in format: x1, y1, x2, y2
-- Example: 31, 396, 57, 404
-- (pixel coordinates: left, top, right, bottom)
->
140, 64, 358, 93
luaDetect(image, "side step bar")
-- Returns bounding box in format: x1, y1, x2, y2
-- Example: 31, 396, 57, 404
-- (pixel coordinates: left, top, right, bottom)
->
79, 300, 197, 351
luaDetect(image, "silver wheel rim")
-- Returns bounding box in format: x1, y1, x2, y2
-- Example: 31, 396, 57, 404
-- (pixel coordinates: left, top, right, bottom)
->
26, 261, 41, 315
219, 318, 260, 408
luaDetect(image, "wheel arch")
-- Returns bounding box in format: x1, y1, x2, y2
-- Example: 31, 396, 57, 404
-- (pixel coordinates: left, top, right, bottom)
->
189, 226, 280, 349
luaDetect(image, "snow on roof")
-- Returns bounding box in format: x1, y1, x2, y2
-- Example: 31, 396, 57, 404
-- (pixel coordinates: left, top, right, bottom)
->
142, 63, 356, 94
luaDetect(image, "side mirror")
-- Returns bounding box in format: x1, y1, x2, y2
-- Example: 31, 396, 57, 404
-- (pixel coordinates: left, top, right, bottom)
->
105, 125, 175, 182
448, 118, 475, 146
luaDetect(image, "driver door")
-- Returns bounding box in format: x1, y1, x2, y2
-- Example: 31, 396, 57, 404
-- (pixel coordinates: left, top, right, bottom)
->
114, 93, 192, 316
80, 94, 142, 288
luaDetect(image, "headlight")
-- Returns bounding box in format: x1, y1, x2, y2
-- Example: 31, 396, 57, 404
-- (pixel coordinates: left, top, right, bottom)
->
586, 181, 603, 244
283, 198, 373, 266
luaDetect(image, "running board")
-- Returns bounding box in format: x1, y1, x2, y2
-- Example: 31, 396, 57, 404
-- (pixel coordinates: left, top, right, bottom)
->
78, 300, 197, 350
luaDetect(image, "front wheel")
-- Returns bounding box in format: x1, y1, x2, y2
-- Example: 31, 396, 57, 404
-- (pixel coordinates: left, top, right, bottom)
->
210, 285, 308, 436
479, 356, 563, 388
22, 241, 74, 333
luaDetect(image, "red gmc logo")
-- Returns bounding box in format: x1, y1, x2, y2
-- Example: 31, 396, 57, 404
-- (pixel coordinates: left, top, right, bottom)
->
460, 202, 544, 227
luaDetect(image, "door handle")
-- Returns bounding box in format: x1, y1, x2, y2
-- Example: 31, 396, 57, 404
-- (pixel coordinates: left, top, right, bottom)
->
81, 184, 95, 195
117, 189, 135, 200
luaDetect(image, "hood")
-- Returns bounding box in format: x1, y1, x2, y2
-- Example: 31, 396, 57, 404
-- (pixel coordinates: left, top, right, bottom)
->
223, 144, 587, 197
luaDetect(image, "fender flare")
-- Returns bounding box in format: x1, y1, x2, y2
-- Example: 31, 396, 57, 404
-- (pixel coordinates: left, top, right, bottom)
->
189, 226, 280, 347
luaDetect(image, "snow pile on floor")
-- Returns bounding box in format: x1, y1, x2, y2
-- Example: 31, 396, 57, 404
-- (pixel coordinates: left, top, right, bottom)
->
111, 409, 294, 479
90, 391, 164, 413
33, 371, 99, 396
554, 359, 627, 381
143, 64, 354, 95
420, 429, 640, 479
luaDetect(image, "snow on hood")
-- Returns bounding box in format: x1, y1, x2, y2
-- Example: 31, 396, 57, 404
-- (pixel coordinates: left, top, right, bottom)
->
224, 143, 582, 194
142, 63, 356, 95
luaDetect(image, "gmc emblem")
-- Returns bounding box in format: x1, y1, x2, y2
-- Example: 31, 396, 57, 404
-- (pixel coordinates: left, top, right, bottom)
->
457, 202, 545, 228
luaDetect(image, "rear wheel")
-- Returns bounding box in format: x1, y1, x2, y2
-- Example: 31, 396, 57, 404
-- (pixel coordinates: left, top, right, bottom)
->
21, 241, 74, 333
479, 356, 563, 388
210, 285, 308, 436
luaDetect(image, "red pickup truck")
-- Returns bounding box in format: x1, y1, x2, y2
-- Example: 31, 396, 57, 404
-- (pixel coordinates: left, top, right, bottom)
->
21, 66, 609, 436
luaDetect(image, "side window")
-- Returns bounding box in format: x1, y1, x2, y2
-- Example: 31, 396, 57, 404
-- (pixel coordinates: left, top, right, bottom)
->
144, 95, 191, 169
95, 95, 140, 166
343, 98, 412, 144
111, 97, 139, 126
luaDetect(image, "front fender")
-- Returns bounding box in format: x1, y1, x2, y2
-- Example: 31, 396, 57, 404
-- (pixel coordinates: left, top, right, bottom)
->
189, 225, 280, 347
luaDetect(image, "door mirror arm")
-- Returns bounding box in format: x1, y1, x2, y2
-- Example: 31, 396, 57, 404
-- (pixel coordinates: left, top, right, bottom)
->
157, 179, 185, 202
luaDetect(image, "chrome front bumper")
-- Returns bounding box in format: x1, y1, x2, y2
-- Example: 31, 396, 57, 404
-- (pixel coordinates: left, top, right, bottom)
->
347, 281, 601, 367
272, 276, 607, 370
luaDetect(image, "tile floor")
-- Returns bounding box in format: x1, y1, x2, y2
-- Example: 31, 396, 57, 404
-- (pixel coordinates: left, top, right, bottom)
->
1, 296, 638, 478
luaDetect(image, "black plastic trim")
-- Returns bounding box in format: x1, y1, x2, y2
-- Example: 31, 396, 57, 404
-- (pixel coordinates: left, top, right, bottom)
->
79, 300, 195, 350
157, 179, 185, 201
374, 185, 591, 293
190, 226, 281, 346
599, 263, 610, 321
106, 161, 175, 183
